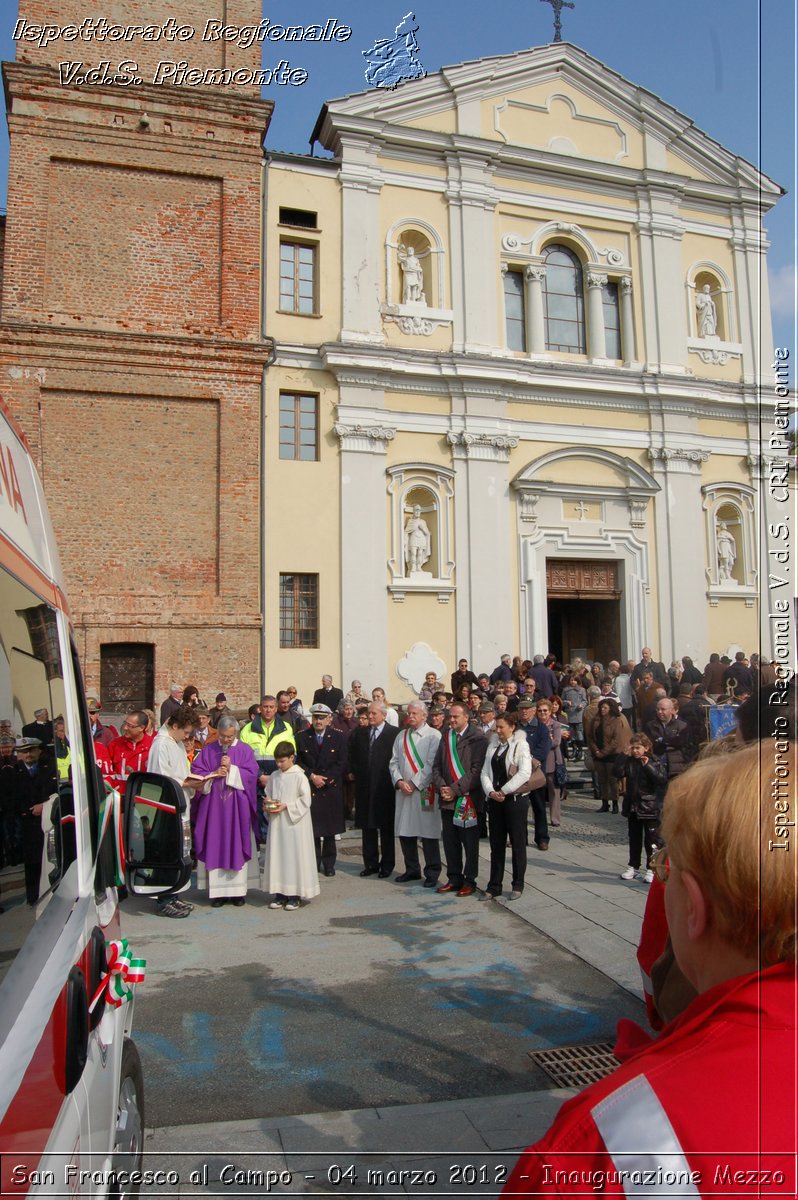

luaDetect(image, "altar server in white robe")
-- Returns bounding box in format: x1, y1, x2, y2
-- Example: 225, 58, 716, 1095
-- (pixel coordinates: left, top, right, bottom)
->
261, 741, 320, 910
389, 701, 442, 887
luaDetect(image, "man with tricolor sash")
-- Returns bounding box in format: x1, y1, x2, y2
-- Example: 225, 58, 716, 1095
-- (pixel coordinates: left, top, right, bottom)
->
431, 702, 488, 897
389, 701, 442, 887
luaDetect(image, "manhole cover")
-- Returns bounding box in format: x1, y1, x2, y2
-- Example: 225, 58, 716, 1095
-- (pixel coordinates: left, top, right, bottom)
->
529, 1042, 619, 1088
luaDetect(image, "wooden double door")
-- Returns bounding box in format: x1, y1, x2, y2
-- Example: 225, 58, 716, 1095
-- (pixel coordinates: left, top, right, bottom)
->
546, 560, 622, 665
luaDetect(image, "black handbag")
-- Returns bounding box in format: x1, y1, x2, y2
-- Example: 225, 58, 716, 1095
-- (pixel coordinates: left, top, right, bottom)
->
554, 761, 569, 788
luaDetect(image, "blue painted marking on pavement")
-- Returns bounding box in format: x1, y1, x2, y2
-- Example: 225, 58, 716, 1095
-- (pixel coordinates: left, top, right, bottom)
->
135, 1011, 218, 1077
242, 1004, 286, 1070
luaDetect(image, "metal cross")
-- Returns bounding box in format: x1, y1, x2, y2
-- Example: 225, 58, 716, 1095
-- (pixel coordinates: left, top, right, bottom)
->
541, 0, 575, 42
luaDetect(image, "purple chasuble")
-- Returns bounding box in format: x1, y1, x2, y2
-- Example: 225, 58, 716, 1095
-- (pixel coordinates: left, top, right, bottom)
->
192, 739, 260, 872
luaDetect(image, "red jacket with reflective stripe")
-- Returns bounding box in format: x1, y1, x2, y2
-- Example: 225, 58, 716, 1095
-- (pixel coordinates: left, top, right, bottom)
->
505, 964, 796, 1197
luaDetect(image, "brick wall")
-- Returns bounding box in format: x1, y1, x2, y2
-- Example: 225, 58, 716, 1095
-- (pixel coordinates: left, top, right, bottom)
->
0, 0, 271, 705
16, 0, 263, 90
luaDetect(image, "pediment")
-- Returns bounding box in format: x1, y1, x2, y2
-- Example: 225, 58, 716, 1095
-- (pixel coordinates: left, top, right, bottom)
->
313, 42, 779, 194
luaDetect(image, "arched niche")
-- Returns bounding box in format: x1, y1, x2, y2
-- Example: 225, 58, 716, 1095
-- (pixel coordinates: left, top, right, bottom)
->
386, 464, 455, 602
702, 482, 757, 598
385, 219, 445, 310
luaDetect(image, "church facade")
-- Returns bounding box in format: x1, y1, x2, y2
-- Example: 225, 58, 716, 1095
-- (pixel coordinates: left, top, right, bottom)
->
263, 42, 782, 699
0, 14, 784, 705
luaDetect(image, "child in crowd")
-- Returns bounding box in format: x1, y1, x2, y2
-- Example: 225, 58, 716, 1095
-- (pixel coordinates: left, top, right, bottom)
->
614, 733, 667, 883
261, 741, 320, 910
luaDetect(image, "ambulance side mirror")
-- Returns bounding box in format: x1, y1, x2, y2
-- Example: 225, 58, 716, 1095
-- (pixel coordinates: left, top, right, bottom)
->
123, 773, 193, 896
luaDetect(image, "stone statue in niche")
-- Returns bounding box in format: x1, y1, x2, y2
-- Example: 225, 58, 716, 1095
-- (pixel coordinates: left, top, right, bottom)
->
398, 243, 426, 305
696, 284, 718, 338
716, 520, 737, 582
404, 505, 432, 574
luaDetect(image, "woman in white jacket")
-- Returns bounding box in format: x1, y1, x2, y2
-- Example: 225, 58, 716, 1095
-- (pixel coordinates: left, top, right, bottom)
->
480, 712, 533, 901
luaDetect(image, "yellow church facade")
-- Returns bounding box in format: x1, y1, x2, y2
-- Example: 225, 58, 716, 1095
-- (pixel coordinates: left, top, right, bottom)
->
262, 42, 781, 701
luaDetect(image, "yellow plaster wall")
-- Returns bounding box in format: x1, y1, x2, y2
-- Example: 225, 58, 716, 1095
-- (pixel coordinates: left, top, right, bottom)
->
688, 355, 744, 383
264, 366, 341, 697
665, 148, 716, 182
681, 233, 736, 280
697, 417, 748, 440
384, 391, 450, 415
506, 403, 649, 431
481, 83, 643, 166
379, 156, 448, 180
386, 430, 450, 470
707, 603, 759, 656
388, 600, 456, 703
404, 109, 457, 134
698, 457, 752, 487
266, 167, 341, 344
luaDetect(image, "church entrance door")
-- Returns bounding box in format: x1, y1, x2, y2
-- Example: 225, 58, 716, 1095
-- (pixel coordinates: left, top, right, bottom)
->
545, 560, 622, 665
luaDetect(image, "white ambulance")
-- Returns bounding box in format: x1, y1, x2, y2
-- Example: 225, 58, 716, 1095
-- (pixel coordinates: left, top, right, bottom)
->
0, 399, 192, 1195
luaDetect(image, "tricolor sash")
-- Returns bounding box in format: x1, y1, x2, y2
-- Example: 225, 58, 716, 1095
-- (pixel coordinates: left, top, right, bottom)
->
404, 728, 435, 810
445, 731, 478, 828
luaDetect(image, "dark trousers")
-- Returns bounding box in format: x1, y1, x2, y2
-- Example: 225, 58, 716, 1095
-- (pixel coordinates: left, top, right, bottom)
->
362, 824, 395, 873
487, 794, 530, 894
440, 808, 480, 888
24, 861, 40, 906
627, 815, 658, 870
315, 835, 336, 873
399, 835, 441, 883
529, 788, 549, 845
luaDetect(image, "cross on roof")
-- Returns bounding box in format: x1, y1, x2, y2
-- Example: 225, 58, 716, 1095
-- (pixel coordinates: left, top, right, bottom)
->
541, 0, 575, 42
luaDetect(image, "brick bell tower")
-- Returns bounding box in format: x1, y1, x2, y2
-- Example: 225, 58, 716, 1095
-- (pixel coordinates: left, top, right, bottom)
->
0, 2, 273, 708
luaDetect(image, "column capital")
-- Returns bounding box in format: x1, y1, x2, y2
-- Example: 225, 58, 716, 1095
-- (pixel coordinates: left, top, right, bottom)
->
333, 422, 396, 453
587, 271, 609, 289
447, 431, 519, 462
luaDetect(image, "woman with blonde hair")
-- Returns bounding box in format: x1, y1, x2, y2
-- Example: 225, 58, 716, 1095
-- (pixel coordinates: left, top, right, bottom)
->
505, 741, 797, 1194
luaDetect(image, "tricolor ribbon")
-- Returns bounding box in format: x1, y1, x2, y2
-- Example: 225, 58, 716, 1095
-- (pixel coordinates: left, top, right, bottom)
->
88, 938, 147, 1013
403, 728, 424, 774
445, 732, 478, 826
97, 782, 125, 887
453, 795, 478, 828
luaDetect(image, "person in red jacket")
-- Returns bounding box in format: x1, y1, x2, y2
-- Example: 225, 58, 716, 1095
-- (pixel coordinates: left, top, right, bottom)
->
505, 742, 796, 1197
106, 710, 154, 792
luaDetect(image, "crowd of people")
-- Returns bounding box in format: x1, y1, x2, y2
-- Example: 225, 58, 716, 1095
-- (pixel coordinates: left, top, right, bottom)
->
0, 647, 779, 917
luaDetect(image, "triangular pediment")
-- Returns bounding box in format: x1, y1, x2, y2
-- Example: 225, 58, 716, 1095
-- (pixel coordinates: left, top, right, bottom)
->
312, 42, 780, 195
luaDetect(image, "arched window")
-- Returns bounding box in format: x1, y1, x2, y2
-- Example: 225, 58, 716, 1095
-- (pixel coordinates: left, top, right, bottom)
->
541, 244, 586, 353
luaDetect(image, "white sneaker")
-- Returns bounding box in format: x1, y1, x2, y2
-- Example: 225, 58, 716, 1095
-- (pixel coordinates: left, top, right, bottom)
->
284, 901, 299, 911
642, 869, 654, 884
268, 900, 283, 910
620, 866, 637, 880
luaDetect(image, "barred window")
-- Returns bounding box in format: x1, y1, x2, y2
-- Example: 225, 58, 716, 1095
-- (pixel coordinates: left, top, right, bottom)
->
279, 574, 319, 648
279, 393, 318, 461
279, 242, 317, 315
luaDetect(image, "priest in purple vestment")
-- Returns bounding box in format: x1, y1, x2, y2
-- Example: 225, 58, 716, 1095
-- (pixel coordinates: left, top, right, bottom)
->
192, 716, 260, 907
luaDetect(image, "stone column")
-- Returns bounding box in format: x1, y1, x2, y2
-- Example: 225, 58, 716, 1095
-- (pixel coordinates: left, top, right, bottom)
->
586, 272, 608, 359
448, 430, 518, 666
334, 421, 396, 685
619, 277, 636, 364
525, 264, 546, 354
647, 447, 710, 663
339, 138, 383, 345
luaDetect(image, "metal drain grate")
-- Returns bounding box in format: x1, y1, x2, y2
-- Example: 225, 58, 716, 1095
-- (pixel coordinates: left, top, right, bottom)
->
529, 1042, 619, 1088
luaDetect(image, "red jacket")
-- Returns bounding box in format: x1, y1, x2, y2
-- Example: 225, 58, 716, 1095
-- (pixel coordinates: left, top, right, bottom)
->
106, 732, 154, 787
505, 964, 796, 1197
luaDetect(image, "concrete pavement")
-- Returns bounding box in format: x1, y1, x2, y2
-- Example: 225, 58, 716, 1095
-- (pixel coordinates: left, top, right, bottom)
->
142, 775, 650, 1195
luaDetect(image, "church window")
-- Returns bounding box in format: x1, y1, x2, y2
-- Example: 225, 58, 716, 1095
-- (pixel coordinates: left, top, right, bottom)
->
503, 269, 526, 351
602, 280, 621, 359
279, 574, 319, 648
279, 241, 317, 315
279, 393, 319, 461
542, 244, 586, 353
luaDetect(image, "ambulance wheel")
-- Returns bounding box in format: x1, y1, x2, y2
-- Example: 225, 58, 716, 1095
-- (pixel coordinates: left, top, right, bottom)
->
110, 1038, 145, 1199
